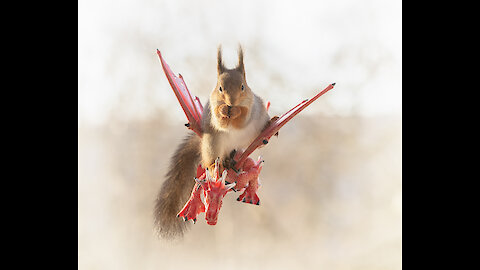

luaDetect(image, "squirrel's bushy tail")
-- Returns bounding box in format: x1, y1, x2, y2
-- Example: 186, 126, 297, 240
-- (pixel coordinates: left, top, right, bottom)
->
154, 133, 201, 239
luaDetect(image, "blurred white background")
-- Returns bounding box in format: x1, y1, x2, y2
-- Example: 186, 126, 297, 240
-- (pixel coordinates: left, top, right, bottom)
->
78, 0, 401, 269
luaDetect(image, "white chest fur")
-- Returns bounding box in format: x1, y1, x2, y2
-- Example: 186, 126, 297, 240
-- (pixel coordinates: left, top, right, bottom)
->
218, 116, 265, 158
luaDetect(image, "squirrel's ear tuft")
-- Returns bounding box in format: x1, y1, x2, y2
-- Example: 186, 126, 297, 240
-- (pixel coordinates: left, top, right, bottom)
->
217, 45, 226, 75
236, 44, 245, 77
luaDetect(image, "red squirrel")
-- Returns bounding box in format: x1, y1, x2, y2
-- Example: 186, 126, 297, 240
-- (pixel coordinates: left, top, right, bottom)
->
154, 45, 271, 238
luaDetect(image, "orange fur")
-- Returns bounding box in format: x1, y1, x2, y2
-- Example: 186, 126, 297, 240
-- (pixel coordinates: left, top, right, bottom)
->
230, 107, 249, 128
155, 45, 270, 239
218, 104, 242, 120
214, 105, 249, 129
210, 45, 253, 130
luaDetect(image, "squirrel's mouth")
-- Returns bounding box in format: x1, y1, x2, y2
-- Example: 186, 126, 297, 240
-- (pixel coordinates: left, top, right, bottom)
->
218, 104, 242, 119
214, 105, 249, 129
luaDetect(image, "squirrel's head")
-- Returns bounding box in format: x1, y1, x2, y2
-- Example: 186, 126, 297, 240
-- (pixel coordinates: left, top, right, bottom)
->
210, 45, 254, 130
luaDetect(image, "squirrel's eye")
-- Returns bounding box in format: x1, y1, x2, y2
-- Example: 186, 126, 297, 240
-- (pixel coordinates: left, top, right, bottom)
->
241, 85, 244, 91
219, 86, 222, 92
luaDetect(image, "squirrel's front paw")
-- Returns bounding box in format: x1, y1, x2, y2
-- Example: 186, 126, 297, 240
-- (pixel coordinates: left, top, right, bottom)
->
177, 192, 205, 224
223, 149, 245, 172
237, 185, 260, 205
